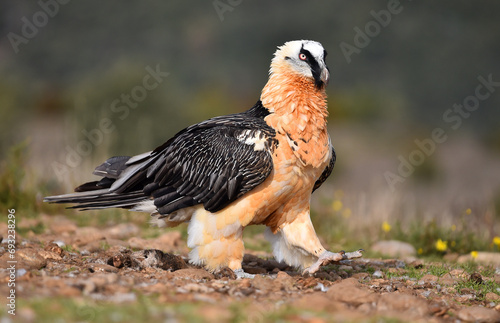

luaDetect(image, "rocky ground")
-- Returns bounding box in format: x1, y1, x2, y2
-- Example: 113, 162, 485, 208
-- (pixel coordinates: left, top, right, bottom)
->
1, 215, 500, 322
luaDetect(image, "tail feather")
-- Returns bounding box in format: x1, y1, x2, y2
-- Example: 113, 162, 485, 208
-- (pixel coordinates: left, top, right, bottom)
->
44, 154, 152, 211
44, 190, 147, 211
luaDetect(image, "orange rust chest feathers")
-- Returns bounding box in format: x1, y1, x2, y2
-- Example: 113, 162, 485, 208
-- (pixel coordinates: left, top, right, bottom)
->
262, 73, 330, 169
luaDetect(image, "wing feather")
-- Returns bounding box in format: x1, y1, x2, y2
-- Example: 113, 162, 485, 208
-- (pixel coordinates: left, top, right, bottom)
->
44, 101, 276, 216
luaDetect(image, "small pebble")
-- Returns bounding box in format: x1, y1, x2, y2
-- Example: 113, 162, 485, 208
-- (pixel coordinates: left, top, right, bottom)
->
17, 268, 27, 277
314, 282, 329, 292
54, 240, 66, 247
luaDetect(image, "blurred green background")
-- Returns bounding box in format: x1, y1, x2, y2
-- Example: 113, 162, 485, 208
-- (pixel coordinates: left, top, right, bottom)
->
1, 0, 500, 254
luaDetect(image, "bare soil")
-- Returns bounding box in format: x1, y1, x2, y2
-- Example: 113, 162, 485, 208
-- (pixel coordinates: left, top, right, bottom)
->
1, 215, 500, 322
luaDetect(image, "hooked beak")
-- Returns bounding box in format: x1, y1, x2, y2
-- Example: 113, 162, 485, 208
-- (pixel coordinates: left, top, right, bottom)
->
312, 60, 329, 89
320, 65, 330, 86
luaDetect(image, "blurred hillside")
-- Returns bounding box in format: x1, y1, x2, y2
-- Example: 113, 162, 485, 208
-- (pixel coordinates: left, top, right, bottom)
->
0, 1, 499, 236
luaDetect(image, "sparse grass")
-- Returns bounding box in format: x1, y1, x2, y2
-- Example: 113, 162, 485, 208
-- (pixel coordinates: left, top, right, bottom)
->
425, 264, 449, 277
455, 278, 500, 302
61, 244, 79, 253
12, 295, 205, 323
385, 265, 424, 280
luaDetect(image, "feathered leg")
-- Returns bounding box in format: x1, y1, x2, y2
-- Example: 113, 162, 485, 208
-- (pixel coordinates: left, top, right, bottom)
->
266, 208, 363, 274
187, 207, 245, 272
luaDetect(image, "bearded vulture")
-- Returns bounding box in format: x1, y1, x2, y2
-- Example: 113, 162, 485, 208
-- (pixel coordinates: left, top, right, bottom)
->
45, 40, 363, 276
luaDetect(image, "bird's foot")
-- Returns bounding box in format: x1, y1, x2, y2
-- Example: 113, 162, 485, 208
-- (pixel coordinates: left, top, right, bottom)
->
302, 249, 364, 275
233, 268, 255, 279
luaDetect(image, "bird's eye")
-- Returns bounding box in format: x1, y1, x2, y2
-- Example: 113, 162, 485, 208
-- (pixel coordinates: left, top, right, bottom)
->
299, 53, 307, 61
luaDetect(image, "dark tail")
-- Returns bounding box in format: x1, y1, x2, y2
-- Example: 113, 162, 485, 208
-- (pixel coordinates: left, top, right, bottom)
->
44, 155, 152, 211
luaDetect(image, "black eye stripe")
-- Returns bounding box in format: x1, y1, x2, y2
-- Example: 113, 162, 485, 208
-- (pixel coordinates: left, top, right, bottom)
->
298, 46, 324, 88
299, 48, 318, 65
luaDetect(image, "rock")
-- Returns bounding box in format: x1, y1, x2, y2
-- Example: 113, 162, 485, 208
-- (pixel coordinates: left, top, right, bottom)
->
275, 271, 295, 290
128, 232, 183, 252
251, 275, 273, 292
327, 278, 378, 305
87, 263, 119, 273
377, 293, 430, 319
457, 306, 500, 322
16, 248, 48, 270
172, 268, 214, 280
458, 252, 500, 265
293, 293, 347, 312
371, 240, 416, 258
177, 283, 214, 294
156, 231, 182, 248
127, 237, 151, 250
90, 273, 119, 287
80, 240, 106, 253
485, 292, 500, 302
439, 273, 457, 286
44, 242, 65, 256
408, 259, 424, 268
419, 274, 438, 284
449, 269, 468, 279
37, 250, 62, 260
72, 227, 105, 246
48, 217, 78, 234
131, 249, 187, 271
352, 272, 370, 280
107, 223, 140, 240
105, 238, 130, 248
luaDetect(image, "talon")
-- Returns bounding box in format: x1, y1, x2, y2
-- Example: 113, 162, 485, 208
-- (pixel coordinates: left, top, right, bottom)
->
303, 248, 364, 274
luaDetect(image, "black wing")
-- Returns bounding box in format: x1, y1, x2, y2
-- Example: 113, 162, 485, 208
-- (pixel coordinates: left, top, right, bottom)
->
45, 101, 277, 216
144, 123, 275, 215
312, 145, 336, 192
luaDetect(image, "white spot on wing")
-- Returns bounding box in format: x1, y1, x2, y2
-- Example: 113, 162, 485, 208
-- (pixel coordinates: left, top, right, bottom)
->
236, 130, 267, 151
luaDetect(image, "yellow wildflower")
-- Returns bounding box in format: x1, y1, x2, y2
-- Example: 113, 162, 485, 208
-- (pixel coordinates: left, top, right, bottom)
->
450, 241, 456, 247
470, 251, 478, 259
493, 236, 500, 247
382, 221, 392, 233
465, 208, 472, 215
435, 239, 447, 252
332, 200, 343, 212
451, 224, 456, 232
417, 248, 423, 255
